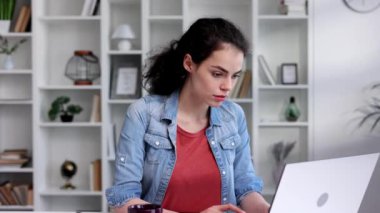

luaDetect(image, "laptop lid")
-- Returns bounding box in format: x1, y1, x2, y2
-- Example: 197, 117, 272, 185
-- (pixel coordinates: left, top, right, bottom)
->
269, 153, 379, 213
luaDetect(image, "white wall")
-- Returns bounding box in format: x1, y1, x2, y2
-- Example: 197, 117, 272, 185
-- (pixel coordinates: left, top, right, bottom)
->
313, 0, 380, 212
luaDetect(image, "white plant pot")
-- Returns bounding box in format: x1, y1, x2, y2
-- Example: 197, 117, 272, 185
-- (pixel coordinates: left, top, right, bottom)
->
3, 55, 14, 70
0, 20, 11, 34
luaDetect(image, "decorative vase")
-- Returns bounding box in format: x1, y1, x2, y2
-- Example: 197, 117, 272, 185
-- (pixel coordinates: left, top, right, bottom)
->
272, 160, 286, 185
285, 96, 300, 121
0, 20, 11, 34
60, 114, 74, 122
2, 55, 14, 70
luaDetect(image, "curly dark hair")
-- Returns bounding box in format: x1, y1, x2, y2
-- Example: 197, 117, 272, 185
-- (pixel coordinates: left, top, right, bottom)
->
143, 17, 249, 95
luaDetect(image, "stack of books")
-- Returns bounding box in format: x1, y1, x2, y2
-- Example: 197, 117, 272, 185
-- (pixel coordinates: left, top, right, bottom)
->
280, 0, 307, 16
0, 149, 30, 169
0, 181, 33, 206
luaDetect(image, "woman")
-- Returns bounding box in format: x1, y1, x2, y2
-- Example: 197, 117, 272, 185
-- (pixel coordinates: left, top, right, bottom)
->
106, 18, 270, 213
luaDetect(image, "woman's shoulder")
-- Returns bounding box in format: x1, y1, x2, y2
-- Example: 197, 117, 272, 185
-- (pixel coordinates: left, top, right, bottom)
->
128, 94, 167, 114
220, 100, 244, 115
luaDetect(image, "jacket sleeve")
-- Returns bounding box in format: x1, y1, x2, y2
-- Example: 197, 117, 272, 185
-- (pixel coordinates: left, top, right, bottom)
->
232, 104, 264, 205
105, 98, 148, 207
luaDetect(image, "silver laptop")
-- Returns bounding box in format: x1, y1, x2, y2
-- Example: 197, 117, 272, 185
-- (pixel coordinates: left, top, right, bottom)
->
269, 153, 379, 213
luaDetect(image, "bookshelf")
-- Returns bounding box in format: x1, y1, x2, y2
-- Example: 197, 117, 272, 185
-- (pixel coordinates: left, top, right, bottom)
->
0, 0, 311, 211
0, 0, 33, 210
254, 0, 311, 202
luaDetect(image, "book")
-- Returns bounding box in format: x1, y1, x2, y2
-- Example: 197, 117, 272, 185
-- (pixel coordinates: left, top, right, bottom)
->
1, 149, 28, 160
13, 5, 27, 32
238, 71, 252, 98
0, 181, 18, 205
91, 159, 102, 191
9, 0, 29, 32
19, 5, 31, 32
89, 164, 94, 191
89, 94, 101, 122
230, 71, 246, 99
258, 55, 276, 85
92, 0, 100, 16
107, 123, 116, 159
0, 158, 29, 168
81, 0, 94, 16
12, 184, 28, 205
26, 185, 33, 205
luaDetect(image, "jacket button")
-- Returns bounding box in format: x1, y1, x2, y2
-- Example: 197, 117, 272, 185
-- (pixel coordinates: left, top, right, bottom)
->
155, 141, 160, 146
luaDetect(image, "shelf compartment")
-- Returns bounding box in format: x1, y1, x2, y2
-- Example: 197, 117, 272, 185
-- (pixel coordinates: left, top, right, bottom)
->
39, 90, 101, 122
37, 128, 101, 192
0, 172, 33, 183
255, 127, 308, 195
0, 105, 32, 152
38, 195, 101, 211
150, 0, 182, 16
0, 74, 32, 100
109, 0, 142, 51
37, 22, 100, 86
42, 0, 94, 17
187, 0, 252, 41
149, 20, 182, 52
258, 89, 308, 123
0, 38, 32, 70
257, 19, 308, 85
258, 0, 307, 16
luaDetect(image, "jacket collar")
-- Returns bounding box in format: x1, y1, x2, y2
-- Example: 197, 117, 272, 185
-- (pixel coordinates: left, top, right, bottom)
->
161, 90, 222, 127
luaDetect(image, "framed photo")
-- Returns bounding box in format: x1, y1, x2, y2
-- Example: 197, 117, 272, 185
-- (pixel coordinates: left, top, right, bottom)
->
281, 63, 298, 85
110, 62, 141, 99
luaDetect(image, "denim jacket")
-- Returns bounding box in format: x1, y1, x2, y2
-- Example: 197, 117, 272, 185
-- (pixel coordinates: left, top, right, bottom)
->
106, 90, 263, 208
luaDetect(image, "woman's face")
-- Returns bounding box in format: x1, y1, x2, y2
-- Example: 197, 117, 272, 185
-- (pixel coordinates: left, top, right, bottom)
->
184, 43, 244, 107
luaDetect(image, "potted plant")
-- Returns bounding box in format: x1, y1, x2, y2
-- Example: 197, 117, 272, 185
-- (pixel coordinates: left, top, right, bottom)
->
0, 35, 27, 69
271, 141, 296, 185
48, 96, 83, 122
355, 83, 380, 132
0, 0, 16, 33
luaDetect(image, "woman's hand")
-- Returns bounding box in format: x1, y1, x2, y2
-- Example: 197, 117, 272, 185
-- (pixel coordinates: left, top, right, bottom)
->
200, 204, 245, 213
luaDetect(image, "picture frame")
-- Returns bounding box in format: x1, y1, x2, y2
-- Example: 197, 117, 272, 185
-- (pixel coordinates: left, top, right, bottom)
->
281, 63, 298, 85
110, 61, 141, 99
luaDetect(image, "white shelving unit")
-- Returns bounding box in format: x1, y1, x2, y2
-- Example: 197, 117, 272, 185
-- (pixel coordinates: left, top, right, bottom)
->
0, 0, 33, 211
253, 0, 311, 202
0, 0, 310, 211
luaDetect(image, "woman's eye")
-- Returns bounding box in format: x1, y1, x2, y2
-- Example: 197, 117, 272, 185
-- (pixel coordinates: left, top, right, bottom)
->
232, 74, 241, 79
212, 72, 223, 77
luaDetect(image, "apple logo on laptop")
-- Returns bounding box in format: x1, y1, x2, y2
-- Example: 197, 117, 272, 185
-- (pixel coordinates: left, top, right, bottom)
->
317, 192, 329, 207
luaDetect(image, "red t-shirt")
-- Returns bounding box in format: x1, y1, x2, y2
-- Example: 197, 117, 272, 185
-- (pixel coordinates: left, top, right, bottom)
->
161, 126, 221, 212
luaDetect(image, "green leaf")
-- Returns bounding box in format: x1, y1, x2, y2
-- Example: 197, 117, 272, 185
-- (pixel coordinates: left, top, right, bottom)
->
67, 105, 83, 115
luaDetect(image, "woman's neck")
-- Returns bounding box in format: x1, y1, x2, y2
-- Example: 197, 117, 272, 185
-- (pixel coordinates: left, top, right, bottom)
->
177, 87, 209, 133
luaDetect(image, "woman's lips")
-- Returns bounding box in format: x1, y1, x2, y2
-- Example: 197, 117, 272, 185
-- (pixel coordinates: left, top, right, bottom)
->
213, 95, 226, 102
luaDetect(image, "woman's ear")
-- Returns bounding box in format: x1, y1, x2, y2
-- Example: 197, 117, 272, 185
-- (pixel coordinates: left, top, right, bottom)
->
183, 54, 194, 73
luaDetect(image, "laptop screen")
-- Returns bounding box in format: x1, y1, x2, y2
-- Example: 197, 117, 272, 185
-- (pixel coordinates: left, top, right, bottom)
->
269, 153, 379, 213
